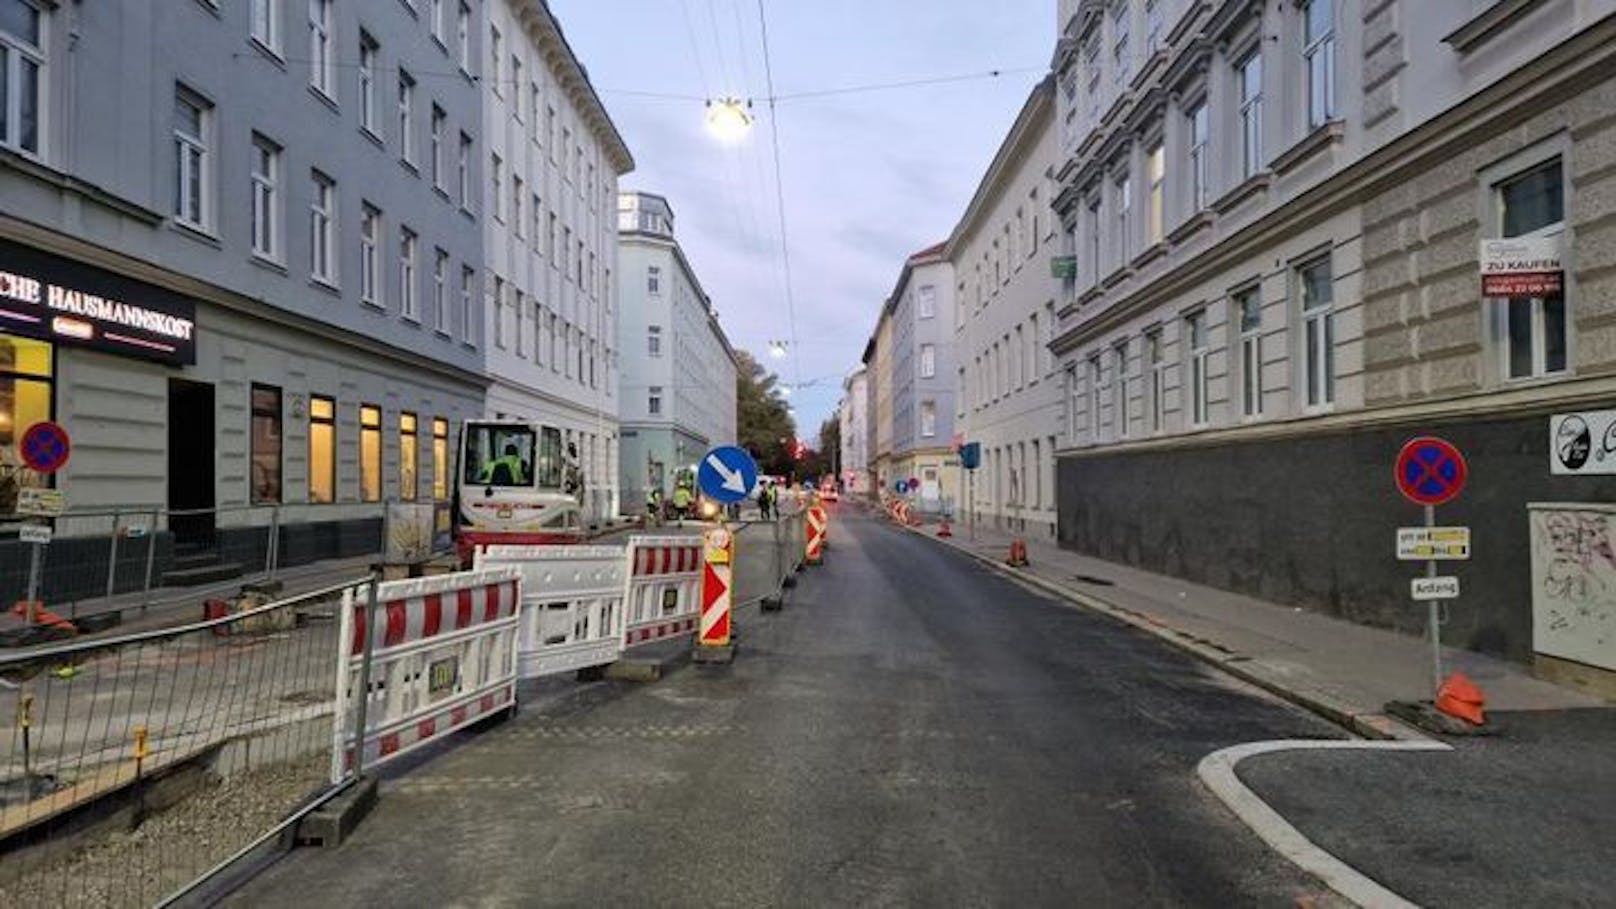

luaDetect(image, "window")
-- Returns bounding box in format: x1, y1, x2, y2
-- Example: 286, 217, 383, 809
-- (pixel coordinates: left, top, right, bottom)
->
1087, 195, 1102, 283
647, 324, 662, 357
532, 299, 543, 363
1187, 102, 1209, 212
1111, 1, 1130, 85
400, 227, 419, 320
456, 2, 471, 71
1145, 328, 1165, 432
1186, 310, 1209, 426
1238, 51, 1263, 178
432, 417, 449, 499
461, 265, 475, 343
513, 289, 525, 356
513, 176, 524, 236
1028, 314, 1040, 379
492, 275, 505, 348
1113, 341, 1129, 438
511, 56, 523, 116
250, 384, 282, 504
310, 170, 336, 282
1237, 288, 1263, 417
309, 0, 333, 96
433, 248, 449, 333
1087, 355, 1102, 439
917, 285, 936, 319
648, 385, 662, 415
251, 0, 280, 53
548, 211, 558, 262
529, 83, 541, 137
1299, 257, 1335, 407
360, 204, 381, 304
531, 194, 542, 249
0, 337, 49, 511
920, 401, 937, 437
1146, 142, 1165, 245
0, 0, 42, 155
1084, 36, 1101, 124
546, 105, 557, 160
173, 90, 210, 229
1145, 0, 1163, 54
398, 70, 416, 164
308, 395, 336, 503
360, 404, 382, 502
430, 105, 445, 188
358, 34, 378, 133
488, 25, 502, 94
1495, 158, 1567, 380
490, 153, 504, 221
399, 412, 418, 501
920, 343, 936, 378
429, 0, 445, 45
250, 134, 280, 260
457, 132, 472, 208
1114, 173, 1131, 266
1304, 0, 1337, 127
546, 311, 558, 369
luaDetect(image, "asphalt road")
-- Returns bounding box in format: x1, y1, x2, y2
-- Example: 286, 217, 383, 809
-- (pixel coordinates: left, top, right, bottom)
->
229, 507, 1345, 907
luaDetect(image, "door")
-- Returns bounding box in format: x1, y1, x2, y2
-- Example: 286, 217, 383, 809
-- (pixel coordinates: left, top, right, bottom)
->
168, 378, 216, 546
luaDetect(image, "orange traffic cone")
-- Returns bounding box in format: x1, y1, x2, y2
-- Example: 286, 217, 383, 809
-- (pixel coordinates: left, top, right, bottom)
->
1006, 539, 1029, 567
1435, 671, 1486, 726
12, 600, 77, 636
937, 519, 952, 538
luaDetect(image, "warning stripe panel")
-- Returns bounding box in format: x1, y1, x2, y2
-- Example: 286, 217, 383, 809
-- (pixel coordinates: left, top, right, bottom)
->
350, 578, 519, 655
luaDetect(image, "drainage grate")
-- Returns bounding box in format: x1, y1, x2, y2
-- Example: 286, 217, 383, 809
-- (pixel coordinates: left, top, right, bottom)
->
1070, 574, 1115, 586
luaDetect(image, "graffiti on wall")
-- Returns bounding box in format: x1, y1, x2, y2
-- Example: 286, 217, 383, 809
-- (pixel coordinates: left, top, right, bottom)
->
1529, 505, 1616, 671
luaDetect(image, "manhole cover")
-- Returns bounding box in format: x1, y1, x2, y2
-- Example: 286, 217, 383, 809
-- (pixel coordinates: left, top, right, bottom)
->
1070, 574, 1115, 586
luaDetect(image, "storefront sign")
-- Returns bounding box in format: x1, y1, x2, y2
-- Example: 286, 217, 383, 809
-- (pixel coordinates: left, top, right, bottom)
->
1479, 237, 1563, 297
1549, 410, 1616, 475
0, 238, 197, 366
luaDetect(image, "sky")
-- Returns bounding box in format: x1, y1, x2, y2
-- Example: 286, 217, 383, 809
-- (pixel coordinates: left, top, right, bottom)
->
551, 0, 1055, 439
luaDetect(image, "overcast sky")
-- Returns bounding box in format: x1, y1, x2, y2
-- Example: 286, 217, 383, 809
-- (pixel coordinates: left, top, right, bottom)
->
552, 0, 1054, 438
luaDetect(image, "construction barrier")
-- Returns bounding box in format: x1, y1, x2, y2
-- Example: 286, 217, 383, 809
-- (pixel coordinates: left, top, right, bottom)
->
622, 535, 704, 647
331, 567, 522, 783
697, 526, 734, 651
476, 544, 626, 679
806, 506, 827, 565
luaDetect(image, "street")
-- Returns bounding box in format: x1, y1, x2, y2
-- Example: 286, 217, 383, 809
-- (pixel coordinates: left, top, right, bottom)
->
231, 507, 1345, 907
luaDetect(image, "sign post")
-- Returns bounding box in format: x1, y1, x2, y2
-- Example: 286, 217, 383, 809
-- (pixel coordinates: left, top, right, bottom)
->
959, 442, 981, 542
16, 421, 71, 626
1394, 435, 1469, 696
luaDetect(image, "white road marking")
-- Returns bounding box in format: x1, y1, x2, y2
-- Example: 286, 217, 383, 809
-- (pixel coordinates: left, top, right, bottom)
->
1197, 738, 1453, 909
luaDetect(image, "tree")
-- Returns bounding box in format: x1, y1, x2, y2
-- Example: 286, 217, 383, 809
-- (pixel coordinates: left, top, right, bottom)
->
735, 350, 796, 476
799, 416, 839, 479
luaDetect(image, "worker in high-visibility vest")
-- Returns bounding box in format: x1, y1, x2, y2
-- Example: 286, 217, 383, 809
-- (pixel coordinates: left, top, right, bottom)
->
478, 444, 527, 485
671, 483, 694, 520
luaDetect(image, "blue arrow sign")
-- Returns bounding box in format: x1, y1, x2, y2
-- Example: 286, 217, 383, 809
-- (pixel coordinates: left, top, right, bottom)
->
697, 445, 759, 504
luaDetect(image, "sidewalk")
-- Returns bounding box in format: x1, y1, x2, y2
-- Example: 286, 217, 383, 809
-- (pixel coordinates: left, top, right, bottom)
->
888, 507, 1606, 738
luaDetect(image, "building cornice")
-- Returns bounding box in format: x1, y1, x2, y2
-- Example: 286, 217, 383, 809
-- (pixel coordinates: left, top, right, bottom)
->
509, 0, 635, 175
943, 75, 1055, 258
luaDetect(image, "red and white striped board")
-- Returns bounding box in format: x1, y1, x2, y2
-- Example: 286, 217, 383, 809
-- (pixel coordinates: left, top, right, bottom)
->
475, 544, 626, 680
621, 535, 704, 649
330, 566, 522, 783
806, 506, 827, 564
699, 527, 734, 648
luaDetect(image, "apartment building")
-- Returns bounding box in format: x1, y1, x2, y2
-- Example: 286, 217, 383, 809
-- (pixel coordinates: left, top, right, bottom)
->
1048, 0, 1616, 678
948, 75, 1065, 537
482, 0, 633, 520
839, 366, 870, 495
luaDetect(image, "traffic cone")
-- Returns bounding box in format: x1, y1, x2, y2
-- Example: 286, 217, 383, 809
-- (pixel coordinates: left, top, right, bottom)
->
1435, 671, 1486, 726
1006, 539, 1029, 567
937, 519, 952, 538
12, 601, 77, 636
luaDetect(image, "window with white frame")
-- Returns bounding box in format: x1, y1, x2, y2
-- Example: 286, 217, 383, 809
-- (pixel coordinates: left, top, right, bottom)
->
1145, 328, 1166, 432
1111, 1, 1130, 86
488, 25, 502, 95
1114, 172, 1131, 267
1236, 287, 1263, 417
430, 105, 445, 188
457, 132, 471, 208
1186, 309, 1209, 426
546, 311, 558, 369
360, 204, 381, 305
173, 89, 210, 230
309, 0, 333, 97
491, 276, 505, 348
429, 0, 444, 45
1145, 0, 1163, 54
0, 0, 43, 156
399, 227, 418, 320
1187, 101, 1209, 211
511, 56, 522, 117
1494, 157, 1567, 380
1303, 0, 1336, 127
529, 83, 541, 137
1298, 256, 1335, 407
532, 300, 544, 364
433, 248, 449, 333
648, 386, 662, 416
513, 176, 524, 236
1086, 195, 1102, 285
250, 134, 280, 260
456, 2, 471, 71
251, 0, 280, 53
490, 153, 503, 221
358, 34, 378, 133
398, 70, 416, 164
1028, 314, 1039, 379
310, 170, 335, 283
1238, 50, 1263, 178
1087, 354, 1103, 440
1113, 341, 1130, 438
1014, 327, 1025, 386
1146, 142, 1165, 245
460, 265, 475, 343
1084, 36, 1101, 125
647, 265, 661, 294
513, 288, 525, 356
647, 324, 662, 357
918, 285, 936, 319
920, 343, 936, 378
920, 400, 937, 437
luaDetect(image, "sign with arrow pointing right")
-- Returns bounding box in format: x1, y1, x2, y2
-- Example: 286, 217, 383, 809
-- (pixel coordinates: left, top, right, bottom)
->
697, 445, 759, 505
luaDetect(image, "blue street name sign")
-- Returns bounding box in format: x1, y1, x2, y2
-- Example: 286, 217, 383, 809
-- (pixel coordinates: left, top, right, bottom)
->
697, 445, 759, 504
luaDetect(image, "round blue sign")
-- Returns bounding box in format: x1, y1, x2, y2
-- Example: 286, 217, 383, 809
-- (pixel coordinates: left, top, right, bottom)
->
20, 421, 71, 474
696, 445, 759, 504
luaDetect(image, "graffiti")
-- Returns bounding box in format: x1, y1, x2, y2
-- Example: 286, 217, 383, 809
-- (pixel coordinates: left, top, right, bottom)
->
1529, 506, 1616, 672
1538, 512, 1616, 606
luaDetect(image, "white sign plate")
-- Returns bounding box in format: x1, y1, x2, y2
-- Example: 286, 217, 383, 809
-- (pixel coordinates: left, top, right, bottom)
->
18, 524, 52, 545
1548, 410, 1616, 475
1411, 576, 1460, 600
1397, 526, 1471, 560
1479, 236, 1563, 296
15, 487, 65, 517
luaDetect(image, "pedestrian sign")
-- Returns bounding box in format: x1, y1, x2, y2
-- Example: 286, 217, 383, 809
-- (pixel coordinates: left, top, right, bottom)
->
1395, 436, 1467, 506
696, 445, 758, 505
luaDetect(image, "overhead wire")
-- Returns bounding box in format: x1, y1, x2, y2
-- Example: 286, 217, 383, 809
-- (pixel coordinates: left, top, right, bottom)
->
754, 0, 803, 393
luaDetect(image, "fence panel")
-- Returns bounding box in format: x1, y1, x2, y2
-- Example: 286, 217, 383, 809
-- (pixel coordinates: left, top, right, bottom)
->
621, 536, 703, 648
473, 545, 624, 679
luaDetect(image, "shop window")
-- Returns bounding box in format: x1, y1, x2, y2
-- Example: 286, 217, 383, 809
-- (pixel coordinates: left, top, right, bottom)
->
432, 417, 449, 500
250, 384, 282, 504
309, 394, 335, 503
0, 336, 52, 512
360, 404, 382, 502
399, 412, 418, 501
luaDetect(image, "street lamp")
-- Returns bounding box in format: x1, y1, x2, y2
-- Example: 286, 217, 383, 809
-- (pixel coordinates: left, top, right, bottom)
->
705, 97, 754, 143
767, 340, 788, 359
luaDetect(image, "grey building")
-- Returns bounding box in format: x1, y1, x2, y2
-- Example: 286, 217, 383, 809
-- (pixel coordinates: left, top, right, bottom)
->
839, 366, 869, 495
870, 243, 959, 509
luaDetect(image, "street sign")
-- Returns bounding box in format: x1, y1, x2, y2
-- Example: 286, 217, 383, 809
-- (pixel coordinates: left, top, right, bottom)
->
1397, 526, 1471, 560
1395, 436, 1467, 506
1050, 255, 1077, 279
1547, 410, 1616, 474
698, 526, 734, 650
959, 442, 981, 471
15, 487, 64, 518
19, 421, 70, 474
696, 445, 758, 505
1411, 576, 1460, 600
18, 524, 51, 545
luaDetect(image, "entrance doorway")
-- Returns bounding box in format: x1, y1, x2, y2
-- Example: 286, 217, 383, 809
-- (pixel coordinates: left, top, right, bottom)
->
168, 378, 215, 546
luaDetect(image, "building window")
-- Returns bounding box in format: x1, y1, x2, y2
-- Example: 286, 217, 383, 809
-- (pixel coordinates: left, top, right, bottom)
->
1495, 157, 1567, 380
1145, 328, 1165, 433
1087, 354, 1103, 440
647, 324, 662, 357
433, 248, 449, 333
1304, 0, 1337, 127
648, 385, 662, 416
309, 0, 333, 97
399, 412, 418, 501
1299, 256, 1335, 407
457, 132, 472, 209
360, 404, 382, 502
1237, 288, 1263, 417
461, 265, 475, 344
918, 285, 936, 319
250, 134, 280, 260
1084, 36, 1101, 124
173, 90, 210, 230
1086, 195, 1102, 285
490, 153, 504, 221
429, 0, 445, 45
1146, 142, 1165, 245
1187, 102, 1209, 212
491, 276, 505, 348
432, 417, 449, 499
532, 300, 543, 363
546, 311, 558, 369
920, 343, 936, 378
1111, 1, 1130, 85
1145, 0, 1163, 54
0, 0, 42, 156
1114, 173, 1131, 267
249, 384, 282, 504
308, 394, 336, 503
920, 400, 937, 437
1113, 341, 1129, 439
1238, 51, 1263, 178
456, 1, 470, 71
647, 264, 661, 294
488, 25, 502, 93
310, 170, 335, 283
251, 0, 280, 53
398, 70, 416, 164
360, 204, 381, 305
511, 56, 523, 117
1186, 310, 1209, 426
430, 105, 445, 187
358, 34, 378, 133
400, 227, 419, 320
513, 289, 526, 357
513, 176, 524, 236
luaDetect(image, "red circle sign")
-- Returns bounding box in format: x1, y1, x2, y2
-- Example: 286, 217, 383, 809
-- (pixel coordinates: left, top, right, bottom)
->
1395, 436, 1467, 506
19, 421, 71, 474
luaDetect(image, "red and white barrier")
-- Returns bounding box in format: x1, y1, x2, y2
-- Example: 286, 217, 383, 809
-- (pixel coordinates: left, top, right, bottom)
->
476, 544, 626, 678
806, 506, 827, 564
621, 535, 703, 648
330, 567, 522, 783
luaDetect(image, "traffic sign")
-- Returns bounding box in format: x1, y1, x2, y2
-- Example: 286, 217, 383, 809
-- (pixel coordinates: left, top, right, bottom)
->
18, 524, 51, 545
1397, 526, 1471, 560
698, 526, 734, 649
1412, 576, 1460, 600
15, 487, 64, 518
19, 421, 70, 474
1395, 436, 1467, 506
696, 445, 758, 505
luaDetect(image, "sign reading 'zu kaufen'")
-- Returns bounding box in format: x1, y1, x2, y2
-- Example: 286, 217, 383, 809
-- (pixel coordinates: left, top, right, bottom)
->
1479, 236, 1563, 298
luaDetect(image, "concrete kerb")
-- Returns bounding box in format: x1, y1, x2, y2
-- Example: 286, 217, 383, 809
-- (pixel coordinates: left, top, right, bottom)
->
893, 522, 1430, 743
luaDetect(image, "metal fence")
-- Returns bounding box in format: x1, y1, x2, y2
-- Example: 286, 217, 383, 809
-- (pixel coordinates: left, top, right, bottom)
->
0, 575, 377, 909
732, 508, 807, 610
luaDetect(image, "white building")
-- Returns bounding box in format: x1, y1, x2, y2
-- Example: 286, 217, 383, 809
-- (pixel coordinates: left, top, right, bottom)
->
839, 367, 870, 495
948, 75, 1064, 537
482, 0, 634, 519
615, 192, 738, 511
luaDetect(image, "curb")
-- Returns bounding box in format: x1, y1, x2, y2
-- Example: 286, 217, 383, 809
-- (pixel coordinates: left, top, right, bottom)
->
895, 521, 1428, 743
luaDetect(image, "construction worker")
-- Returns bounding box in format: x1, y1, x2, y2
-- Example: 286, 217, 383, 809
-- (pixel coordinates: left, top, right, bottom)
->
671, 482, 694, 520
758, 481, 774, 520
477, 443, 527, 485
647, 486, 664, 525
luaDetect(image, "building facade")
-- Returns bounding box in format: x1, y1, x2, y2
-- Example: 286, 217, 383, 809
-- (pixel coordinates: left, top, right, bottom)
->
878, 243, 959, 510
482, 0, 633, 521
1, 0, 489, 599
865, 311, 895, 493
948, 76, 1064, 538
615, 192, 738, 512
1048, 0, 1616, 680
839, 366, 870, 495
